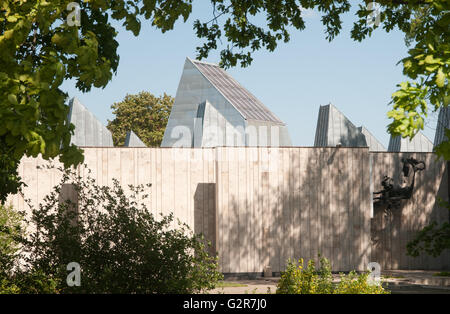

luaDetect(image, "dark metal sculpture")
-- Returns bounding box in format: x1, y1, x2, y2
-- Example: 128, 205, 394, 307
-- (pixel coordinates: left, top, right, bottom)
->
373, 157, 426, 211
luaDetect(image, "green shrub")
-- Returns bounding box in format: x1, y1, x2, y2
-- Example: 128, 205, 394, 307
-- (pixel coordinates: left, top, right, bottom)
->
24, 165, 222, 294
0, 204, 24, 277
334, 271, 389, 294
276, 256, 333, 294
0, 278, 20, 294
13, 269, 61, 294
0, 204, 60, 294
0, 204, 23, 294
276, 256, 389, 294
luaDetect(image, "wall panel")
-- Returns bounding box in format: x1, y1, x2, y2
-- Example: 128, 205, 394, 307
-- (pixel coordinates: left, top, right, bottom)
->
8, 147, 448, 274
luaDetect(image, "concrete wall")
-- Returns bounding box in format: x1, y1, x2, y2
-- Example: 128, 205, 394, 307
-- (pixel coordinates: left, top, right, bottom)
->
8, 148, 217, 254
246, 121, 292, 147
215, 147, 372, 273
371, 152, 450, 270
7, 148, 449, 273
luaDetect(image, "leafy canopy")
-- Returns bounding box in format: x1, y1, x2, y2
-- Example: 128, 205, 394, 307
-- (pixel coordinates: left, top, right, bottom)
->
0, 138, 23, 204
107, 91, 173, 147
0, 0, 189, 200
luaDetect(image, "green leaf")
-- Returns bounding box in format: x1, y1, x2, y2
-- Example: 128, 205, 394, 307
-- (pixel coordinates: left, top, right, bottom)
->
8, 94, 18, 105
436, 68, 445, 88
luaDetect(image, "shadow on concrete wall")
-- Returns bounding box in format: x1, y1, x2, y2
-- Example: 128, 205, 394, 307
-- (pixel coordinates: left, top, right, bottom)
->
371, 153, 450, 270
194, 183, 217, 258
219, 147, 370, 274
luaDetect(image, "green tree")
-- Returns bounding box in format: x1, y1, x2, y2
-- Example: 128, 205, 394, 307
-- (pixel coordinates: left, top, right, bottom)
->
107, 92, 173, 147
0, 0, 191, 201
0, 139, 24, 204
0, 204, 61, 294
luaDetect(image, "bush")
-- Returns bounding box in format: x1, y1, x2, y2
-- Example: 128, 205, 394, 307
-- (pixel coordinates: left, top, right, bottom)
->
276, 257, 389, 294
3, 269, 61, 294
276, 256, 333, 294
0, 204, 24, 277
0, 204, 59, 294
334, 271, 388, 294
0, 277, 20, 294
0, 203, 24, 294
407, 200, 450, 258
24, 165, 222, 294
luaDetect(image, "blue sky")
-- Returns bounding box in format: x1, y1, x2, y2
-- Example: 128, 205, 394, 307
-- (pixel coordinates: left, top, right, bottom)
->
61, 2, 438, 147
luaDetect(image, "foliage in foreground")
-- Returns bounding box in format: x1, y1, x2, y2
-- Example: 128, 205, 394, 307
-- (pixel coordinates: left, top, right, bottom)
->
23, 165, 222, 294
406, 199, 450, 258
0, 204, 23, 276
0, 203, 23, 294
276, 257, 389, 294
1, 165, 222, 294
0, 204, 60, 294
407, 220, 450, 258
0, 140, 25, 204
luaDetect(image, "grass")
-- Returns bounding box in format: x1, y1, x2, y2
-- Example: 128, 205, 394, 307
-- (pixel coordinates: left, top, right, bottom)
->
433, 271, 450, 277
215, 281, 248, 288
